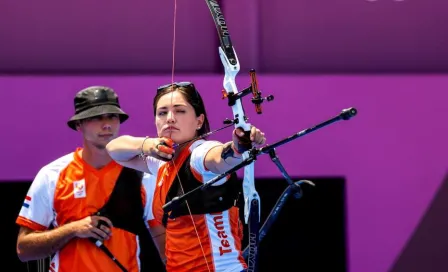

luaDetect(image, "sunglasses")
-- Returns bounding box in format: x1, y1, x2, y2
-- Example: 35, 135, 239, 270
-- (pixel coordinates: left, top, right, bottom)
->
157, 82, 195, 92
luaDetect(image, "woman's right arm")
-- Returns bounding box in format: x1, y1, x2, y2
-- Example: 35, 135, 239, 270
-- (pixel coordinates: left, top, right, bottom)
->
107, 135, 175, 174
106, 135, 154, 174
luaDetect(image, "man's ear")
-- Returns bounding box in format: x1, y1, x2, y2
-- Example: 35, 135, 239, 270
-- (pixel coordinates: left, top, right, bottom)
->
75, 121, 82, 132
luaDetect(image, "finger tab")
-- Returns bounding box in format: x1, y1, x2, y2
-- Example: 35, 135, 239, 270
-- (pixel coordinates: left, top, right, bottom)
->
165, 138, 174, 147
159, 145, 174, 154
160, 138, 174, 147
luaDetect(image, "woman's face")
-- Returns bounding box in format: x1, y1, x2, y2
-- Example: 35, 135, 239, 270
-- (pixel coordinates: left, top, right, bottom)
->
155, 90, 204, 144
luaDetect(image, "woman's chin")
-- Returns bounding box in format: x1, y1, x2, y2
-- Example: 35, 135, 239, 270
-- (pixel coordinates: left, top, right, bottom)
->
160, 132, 195, 145
160, 133, 180, 143
160, 132, 175, 138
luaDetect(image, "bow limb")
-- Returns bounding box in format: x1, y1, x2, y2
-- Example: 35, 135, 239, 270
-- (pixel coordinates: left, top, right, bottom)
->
221, 52, 261, 268
205, 1, 260, 271
218, 48, 261, 224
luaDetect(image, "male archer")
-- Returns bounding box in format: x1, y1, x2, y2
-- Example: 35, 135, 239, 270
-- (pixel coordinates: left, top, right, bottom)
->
16, 86, 165, 272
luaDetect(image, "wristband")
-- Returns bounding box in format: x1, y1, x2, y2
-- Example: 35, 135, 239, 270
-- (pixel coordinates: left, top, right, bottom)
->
139, 136, 150, 160
221, 142, 241, 160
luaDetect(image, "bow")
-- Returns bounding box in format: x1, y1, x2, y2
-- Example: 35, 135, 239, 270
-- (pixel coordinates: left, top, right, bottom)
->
204, 1, 269, 271
163, 0, 264, 270
164, 1, 358, 270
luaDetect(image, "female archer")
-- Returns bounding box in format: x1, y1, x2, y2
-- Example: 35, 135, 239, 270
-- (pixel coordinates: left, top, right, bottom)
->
106, 82, 266, 272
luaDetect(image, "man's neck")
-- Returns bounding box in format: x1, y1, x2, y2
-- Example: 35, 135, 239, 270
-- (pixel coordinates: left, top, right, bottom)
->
80, 144, 113, 169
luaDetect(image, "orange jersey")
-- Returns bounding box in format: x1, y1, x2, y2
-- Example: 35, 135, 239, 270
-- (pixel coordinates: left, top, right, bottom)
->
16, 148, 156, 272
146, 140, 247, 272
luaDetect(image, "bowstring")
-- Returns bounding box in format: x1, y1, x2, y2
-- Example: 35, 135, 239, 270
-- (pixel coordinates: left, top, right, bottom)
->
168, 0, 211, 271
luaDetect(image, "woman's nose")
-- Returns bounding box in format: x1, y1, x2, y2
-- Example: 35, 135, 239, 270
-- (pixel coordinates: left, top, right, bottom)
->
167, 111, 175, 122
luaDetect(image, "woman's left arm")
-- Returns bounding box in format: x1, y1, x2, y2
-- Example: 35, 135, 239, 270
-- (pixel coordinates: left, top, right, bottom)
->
204, 126, 266, 174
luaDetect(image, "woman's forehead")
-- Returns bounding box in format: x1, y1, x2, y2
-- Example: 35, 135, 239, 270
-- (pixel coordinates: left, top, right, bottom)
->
157, 91, 189, 106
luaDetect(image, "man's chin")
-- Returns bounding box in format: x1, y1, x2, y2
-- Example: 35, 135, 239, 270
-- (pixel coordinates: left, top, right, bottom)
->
95, 137, 115, 149
93, 143, 106, 150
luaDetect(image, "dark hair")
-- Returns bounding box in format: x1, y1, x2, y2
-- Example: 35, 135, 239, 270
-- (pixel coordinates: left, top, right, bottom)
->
153, 82, 211, 137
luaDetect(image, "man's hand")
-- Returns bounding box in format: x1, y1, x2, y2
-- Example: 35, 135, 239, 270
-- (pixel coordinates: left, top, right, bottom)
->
72, 215, 113, 241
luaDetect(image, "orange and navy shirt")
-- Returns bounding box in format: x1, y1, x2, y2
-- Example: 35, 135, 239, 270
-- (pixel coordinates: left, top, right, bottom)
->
16, 148, 157, 272
145, 140, 247, 272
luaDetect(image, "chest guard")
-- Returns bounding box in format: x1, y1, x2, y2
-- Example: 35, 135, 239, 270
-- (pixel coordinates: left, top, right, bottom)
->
96, 167, 146, 235
94, 167, 166, 272
163, 155, 242, 227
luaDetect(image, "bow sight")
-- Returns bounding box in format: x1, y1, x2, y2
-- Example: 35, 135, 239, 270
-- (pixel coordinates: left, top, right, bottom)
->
221, 69, 274, 117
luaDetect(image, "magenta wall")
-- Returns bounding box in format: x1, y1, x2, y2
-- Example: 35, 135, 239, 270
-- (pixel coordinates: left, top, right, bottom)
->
1, 0, 447, 73
1, 75, 447, 272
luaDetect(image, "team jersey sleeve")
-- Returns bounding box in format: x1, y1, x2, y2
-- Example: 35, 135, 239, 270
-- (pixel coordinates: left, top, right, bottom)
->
145, 156, 165, 177
190, 140, 229, 185
144, 156, 166, 227
142, 172, 157, 227
16, 167, 55, 231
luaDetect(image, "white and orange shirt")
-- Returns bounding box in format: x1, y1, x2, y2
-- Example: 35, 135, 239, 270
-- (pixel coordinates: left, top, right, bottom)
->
146, 140, 247, 272
16, 148, 156, 272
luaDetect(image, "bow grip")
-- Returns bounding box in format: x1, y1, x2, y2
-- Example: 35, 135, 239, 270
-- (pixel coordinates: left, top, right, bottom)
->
235, 130, 252, 153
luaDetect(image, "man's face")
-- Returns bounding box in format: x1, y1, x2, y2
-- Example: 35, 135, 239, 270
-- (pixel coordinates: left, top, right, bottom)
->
77, 114, 120, 149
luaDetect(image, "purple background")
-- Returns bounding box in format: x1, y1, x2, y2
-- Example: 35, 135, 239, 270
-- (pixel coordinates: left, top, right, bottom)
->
2, 75, 447, 272
1, 1, 448, 272
1, 0, 447, 73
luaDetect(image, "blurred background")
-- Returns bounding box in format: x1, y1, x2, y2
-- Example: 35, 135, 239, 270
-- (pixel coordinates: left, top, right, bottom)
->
1, 0, 447, 271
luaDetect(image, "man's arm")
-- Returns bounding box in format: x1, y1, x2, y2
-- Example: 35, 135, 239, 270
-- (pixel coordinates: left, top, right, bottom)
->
17, 215, 113, 262
16, 225, 76, 262
148, 225, 167, 265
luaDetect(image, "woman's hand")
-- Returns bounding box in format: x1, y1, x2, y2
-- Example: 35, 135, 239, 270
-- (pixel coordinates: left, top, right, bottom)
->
147, 137, 175, 161
232, 126, 266, 154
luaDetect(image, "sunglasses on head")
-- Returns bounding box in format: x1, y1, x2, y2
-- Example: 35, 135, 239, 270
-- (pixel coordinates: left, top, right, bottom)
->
157, 82, 195, 93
